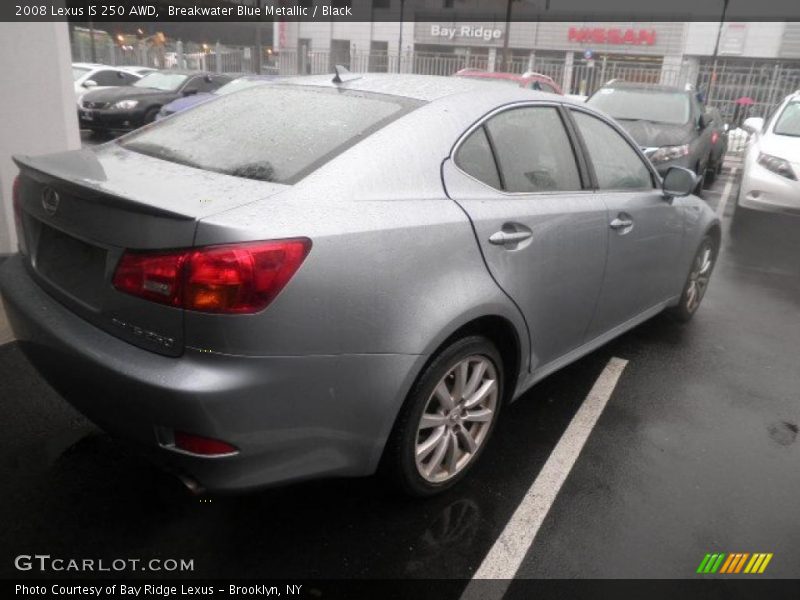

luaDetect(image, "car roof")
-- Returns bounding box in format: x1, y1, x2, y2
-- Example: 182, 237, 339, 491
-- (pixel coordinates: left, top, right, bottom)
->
278, 72, 569, 104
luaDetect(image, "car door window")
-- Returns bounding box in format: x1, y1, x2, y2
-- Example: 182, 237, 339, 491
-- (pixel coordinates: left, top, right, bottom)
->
190, 76, 218, 93
455, 126, 502, 189
211, 76, 231, 90
572, 111, 654, 190
91, 70, 128, 86
485, 106, 582, 193
119, 71, 139, 85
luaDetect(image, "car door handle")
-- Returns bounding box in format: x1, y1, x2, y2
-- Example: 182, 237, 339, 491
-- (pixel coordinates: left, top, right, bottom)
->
489, 230, 533, 245
609, 217, 634, 230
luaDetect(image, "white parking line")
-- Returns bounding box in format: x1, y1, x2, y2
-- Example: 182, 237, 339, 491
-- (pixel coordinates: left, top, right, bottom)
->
716, 167, 738, 217
460, 357, 628, 599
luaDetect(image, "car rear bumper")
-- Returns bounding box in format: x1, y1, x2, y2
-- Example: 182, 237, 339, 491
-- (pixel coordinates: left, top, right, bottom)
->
738, 160, 800, 215
0, 255, 420, 492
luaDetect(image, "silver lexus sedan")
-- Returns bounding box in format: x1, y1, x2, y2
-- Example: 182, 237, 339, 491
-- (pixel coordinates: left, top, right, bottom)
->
0, 74, 720, 496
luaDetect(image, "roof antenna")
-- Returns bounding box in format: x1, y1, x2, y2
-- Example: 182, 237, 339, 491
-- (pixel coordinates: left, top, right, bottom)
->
332, 65, 361, 84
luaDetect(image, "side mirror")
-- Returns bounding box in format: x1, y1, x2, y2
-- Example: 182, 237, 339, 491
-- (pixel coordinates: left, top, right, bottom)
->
662, 166, 698, 199
82, 79, 98, 88
742, 117, 764, 134
183, 87, 198, 96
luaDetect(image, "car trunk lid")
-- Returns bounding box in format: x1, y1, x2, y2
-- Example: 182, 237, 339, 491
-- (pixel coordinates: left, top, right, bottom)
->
13, 146, 287, 356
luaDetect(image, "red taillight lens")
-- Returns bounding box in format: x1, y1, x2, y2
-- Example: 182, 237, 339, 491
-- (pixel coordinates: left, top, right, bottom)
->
112, 250, 188, 307
112, 239, 311, 314
174, 431, 238, 456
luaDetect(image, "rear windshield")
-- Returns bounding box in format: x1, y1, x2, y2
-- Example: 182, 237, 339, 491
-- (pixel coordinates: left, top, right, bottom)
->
120, 85, 418, 183
587, 88, 691, 125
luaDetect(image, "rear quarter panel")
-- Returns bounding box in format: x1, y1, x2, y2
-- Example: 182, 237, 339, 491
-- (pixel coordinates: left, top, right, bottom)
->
190, 100, 528, 361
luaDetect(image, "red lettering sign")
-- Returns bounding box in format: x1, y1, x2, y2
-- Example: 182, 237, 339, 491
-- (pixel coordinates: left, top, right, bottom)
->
568, 27, 657, 46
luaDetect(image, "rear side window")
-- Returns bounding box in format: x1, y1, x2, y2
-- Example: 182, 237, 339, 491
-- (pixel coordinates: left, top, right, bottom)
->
485, 107, 582, 193
121, 86, 417, 183
572, 111, 654, 190
455, 126, 501, 189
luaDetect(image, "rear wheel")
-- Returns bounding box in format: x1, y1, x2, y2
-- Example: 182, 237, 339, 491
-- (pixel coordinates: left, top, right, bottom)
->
668, 235, 717, 322
383, 335, 503, 496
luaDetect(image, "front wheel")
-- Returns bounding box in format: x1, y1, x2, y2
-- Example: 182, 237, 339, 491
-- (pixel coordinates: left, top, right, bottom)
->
668, 235, 717, 322
382, 336, 503, 496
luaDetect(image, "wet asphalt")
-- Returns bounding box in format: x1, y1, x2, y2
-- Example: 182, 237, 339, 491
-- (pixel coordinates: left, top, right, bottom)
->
0, 163, 798, 582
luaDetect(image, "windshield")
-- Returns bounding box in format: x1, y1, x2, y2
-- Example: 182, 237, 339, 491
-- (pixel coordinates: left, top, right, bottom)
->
72, 67, 91, 81
215, 78, 271, 96
121, 86, 418, 183
588, 88, 691, 125
134, 72, 188, 91
773, 102, 800, 137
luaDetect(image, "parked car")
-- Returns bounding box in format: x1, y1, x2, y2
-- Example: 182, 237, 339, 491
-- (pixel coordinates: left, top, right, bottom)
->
78, 70, 232, 135
586, 81, 716, 192
2, 73, 720, 497
156, 75, 280, 120
705, 106, 729, 184
734, 90, 800, 224
72, 62, 142, 103
454, 69, 563, 94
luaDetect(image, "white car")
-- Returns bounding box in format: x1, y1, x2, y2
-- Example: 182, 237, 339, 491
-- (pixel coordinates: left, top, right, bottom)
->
736, 91, 800, 220
72, 63, 142, 103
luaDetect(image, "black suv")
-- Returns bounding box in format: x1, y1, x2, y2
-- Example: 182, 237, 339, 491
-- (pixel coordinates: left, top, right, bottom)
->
586, 81, 716, 192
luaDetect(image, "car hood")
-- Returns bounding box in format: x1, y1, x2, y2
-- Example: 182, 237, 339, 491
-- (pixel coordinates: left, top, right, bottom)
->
760, 133, 800, 165
82, 86, 179, 103
616, 120, 693, 148
161, 93, 214, 113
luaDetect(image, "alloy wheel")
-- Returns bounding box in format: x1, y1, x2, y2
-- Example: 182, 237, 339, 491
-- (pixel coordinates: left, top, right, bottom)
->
686, 242, 714, 313
414, 356, 499, 483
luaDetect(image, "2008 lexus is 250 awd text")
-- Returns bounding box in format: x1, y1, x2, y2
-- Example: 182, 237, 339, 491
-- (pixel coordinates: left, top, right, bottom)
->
0, 73, 720, 496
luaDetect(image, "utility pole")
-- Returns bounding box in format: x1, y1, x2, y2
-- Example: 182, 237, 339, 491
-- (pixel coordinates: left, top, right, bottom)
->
706, 0, 730, 104
397, 0, 405, 73
501, 0, 513, 72
88, 19, 97, 63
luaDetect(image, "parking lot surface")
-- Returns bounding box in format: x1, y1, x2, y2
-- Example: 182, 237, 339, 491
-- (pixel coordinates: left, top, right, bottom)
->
1, 165, 798, 582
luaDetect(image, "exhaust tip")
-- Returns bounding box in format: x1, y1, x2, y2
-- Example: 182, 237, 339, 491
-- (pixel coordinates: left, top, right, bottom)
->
177, 473, 205, 496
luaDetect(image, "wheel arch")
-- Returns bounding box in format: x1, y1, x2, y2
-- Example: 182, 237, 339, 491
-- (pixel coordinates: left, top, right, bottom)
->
371, 311, 527, 473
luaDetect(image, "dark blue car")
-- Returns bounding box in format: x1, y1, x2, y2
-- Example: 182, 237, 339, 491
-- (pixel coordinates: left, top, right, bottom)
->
156, 75, 279, 120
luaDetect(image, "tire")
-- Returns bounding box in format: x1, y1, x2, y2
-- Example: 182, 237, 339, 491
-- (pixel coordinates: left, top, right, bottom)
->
704, 162, 717, 187
668, 235, 718, 323
693, 163, 706, 196
382, 335, 504, 497
143, 107, 160, 125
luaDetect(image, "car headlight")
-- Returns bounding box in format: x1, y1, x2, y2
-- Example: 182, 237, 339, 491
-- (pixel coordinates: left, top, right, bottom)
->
757, 152, 797, 180
649, 144, 690, 164
112, 100, 139, 110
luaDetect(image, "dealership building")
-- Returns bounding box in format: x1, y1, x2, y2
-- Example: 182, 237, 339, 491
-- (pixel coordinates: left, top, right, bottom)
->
278, 18, 800, 78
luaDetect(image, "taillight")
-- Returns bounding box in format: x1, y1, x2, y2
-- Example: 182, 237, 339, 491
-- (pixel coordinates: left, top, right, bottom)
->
174, 431, 238, 456
112, 239, 311, 314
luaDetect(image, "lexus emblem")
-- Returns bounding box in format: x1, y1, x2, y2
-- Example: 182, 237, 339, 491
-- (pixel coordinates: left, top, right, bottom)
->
41, 187, 60, 216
